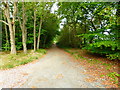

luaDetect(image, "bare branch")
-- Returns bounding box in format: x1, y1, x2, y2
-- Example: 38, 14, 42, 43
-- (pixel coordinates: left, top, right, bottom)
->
0, 20, 9, 25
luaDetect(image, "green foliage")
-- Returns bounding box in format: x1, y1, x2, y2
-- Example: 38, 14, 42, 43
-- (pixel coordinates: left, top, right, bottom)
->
2, 44, 10, 50
107, 53, 120, 60
40, 13, 60, 48
36, 49, 47, 54
107, 72, 120, 84
82, 40, 120, 60
57, 2, 120, 60
5, 64, 14, 69
1, 2, 119, 61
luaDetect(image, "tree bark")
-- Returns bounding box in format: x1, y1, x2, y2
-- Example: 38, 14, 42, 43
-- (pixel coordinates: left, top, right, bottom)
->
18, 2, 27, 54
3, 2, 17, 54
21, 2, 27, 54
37, 18, 42, 50
0, 20, 9, 25
34, 10, 36, 52
12, 2, 17, 35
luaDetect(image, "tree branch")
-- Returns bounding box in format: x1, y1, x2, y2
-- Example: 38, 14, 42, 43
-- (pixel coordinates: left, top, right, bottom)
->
0, 20, 9, 25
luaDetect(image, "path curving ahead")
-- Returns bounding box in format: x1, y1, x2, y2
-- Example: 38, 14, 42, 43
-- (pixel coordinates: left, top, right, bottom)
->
20, 45, 105, 88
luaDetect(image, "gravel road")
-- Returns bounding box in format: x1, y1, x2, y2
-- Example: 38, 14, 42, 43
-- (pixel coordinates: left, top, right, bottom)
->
20, 46, 105, 88
0, 45, 105, 88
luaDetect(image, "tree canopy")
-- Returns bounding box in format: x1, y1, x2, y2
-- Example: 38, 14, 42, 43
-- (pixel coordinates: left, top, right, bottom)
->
1, 2, 59, 54
57, 2, 120, 60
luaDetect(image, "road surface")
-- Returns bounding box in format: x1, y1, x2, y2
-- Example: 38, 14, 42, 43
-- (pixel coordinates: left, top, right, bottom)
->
20, 45, 105, 88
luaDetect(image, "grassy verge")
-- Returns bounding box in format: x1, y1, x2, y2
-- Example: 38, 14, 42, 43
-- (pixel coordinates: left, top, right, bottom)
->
64, 48, 120, 88
0, 49, 46, 70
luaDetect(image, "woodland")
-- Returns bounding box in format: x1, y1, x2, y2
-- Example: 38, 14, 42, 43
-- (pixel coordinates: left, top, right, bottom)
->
0, 1, 120, 88
0, 1, 120, 60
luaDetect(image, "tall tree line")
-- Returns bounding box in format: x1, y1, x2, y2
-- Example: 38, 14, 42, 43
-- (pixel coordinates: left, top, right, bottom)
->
57, 2, 120, 60
1, 1, 59, 54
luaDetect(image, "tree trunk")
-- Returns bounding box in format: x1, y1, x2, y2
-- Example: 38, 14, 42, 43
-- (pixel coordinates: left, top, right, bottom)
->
4, 16, 9, 51
4, 2, 17, 54
37, 18, 42, 50
34, 10, 36, 52
12, 2, 17, 35
19, 2, 27, 54
22, 27, 27, 54
9, 24, 16, 54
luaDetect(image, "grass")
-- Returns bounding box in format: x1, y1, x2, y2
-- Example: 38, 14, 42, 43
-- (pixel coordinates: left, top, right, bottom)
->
107, 72, 120, 84
64, 48, 120, 88
0, 49, 46, 70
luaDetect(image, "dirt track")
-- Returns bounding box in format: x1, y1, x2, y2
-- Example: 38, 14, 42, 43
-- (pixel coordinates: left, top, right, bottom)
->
0, 45, 105, 88
19, 46, 105, 88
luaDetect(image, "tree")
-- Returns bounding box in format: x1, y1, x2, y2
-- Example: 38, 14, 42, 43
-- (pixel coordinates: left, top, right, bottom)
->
18, 2, 27, 54
57, 2, 120, 60
33, 7, 37, 52
0, 2, 17, 54
37, 2, 53, 50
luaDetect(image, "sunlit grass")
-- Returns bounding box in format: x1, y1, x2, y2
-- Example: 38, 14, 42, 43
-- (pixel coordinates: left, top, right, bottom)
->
0, 49, 46, 69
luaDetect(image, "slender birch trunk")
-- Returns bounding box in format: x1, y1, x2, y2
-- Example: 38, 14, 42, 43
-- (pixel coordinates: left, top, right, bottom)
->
3, 2, 17, 54
37, 18, 42, 50
20, 2, 27, 54
18, 2, 27, 54
34, 10, 36, 52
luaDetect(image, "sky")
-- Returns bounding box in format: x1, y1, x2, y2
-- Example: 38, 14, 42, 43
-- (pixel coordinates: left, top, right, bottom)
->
51, 2, 58, 13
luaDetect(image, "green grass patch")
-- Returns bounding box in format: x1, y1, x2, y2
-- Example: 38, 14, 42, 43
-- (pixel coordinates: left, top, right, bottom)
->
0, 49, 46, 69
36, 49, 47, 54
100, 75, 105, 77
107, 72, 120, 84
